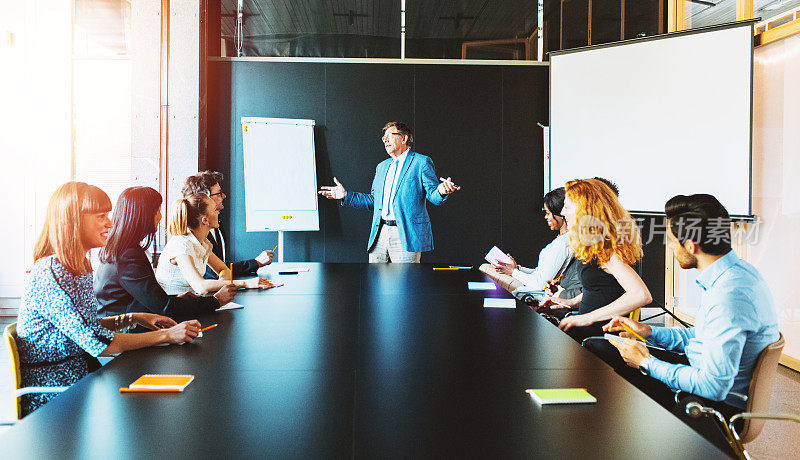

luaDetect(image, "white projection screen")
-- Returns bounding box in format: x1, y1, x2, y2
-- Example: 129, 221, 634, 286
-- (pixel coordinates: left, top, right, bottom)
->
550, 22, 753, 216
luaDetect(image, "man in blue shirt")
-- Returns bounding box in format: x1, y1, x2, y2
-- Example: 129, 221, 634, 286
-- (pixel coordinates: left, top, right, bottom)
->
319, 122, 460, 262
600, 194, 779, 450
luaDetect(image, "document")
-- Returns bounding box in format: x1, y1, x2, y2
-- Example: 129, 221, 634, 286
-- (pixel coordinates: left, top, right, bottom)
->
216, 302, 244, 312
483, 298, 516, 309
468, 282, 496, 290
603, 333, 631, 346
485, 246, 512, 265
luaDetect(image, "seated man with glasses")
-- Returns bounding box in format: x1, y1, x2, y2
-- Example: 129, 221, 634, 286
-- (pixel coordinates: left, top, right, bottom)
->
319, 121, 460, 263
182, 171, 273, 278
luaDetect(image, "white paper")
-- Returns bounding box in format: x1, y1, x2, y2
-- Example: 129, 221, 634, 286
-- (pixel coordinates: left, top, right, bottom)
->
216, 302, 245, 311
484, 246, 511, 265
468, 282, 496, 290
483, 298, 517, 309
603, 333, 631, 346
280, 267, 310, 272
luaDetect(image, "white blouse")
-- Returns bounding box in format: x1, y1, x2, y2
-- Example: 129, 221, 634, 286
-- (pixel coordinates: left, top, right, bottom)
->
511, 232, 572, 290
155, 233, 212, 295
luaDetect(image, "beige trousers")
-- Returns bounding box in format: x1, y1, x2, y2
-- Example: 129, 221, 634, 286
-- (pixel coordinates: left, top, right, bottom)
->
368, 224, 421, 263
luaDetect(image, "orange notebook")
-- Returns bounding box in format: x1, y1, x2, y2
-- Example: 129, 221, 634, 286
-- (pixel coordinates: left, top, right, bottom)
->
128, 374, 195, 391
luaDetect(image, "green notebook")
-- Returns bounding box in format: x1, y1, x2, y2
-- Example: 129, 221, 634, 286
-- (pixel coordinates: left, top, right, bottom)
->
526, 388, 597, 405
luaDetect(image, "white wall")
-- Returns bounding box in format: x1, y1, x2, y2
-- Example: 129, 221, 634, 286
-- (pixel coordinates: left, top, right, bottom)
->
750, 34, 800, 363
0, 0, 72, 296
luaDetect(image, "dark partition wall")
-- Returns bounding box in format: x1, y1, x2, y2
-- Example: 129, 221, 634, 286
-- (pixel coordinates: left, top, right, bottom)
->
206, 59, 665, 304
206, 60, 552, 266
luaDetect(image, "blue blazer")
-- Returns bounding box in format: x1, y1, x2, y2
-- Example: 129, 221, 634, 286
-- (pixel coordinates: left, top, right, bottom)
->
341, 151, 448, 253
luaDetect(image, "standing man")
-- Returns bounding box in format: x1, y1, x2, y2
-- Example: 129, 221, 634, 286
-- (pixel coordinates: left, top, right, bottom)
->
182, 171, 273, 277
597, 194, 779, 450
319, 122, 460, 263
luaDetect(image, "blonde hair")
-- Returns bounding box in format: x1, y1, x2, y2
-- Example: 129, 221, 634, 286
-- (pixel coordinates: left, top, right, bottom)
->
168, 193, 213, 235
33, 182, 112, 275
565, 178, 642, 266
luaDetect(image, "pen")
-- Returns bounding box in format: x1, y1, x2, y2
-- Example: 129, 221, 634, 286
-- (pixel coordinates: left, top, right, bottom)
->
439, 177, 459, 187
229, 263, 234, 286
548, 272, 564, 293
200, 324, 218, 333
272, 245, 277, 252
433, 267, 459, 271
120, 388, 181, 393
618, 321, 647, 343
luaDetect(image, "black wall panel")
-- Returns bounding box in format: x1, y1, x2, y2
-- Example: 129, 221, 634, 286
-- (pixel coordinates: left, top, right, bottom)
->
208, 60, 552, 266
323, 63, 415, 262
207, 59, 665, 303
501, 66, 552, 261
414, 65, 504, 264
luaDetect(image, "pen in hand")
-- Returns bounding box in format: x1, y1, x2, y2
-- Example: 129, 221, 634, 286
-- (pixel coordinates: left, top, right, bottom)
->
439, 177, 461, 190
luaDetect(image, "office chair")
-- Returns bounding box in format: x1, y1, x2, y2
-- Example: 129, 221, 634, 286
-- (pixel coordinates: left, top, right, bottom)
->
680, 334, 798, 459
3, 323, 68, 422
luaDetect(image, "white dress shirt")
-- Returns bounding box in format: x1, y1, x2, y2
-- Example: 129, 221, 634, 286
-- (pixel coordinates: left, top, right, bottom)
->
381, 149, 408, 220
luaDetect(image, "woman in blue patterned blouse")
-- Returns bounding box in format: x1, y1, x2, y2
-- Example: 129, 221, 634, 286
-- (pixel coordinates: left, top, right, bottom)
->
16, 182, 202, 417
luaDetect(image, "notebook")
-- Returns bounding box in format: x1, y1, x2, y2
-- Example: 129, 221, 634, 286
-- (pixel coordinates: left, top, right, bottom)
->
526, 388, 597, 405
129, 374, 195, 391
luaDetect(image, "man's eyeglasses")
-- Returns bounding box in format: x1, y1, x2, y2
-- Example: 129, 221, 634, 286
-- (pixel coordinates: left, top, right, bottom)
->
210, 191, 225, 197
382, 132, 403, 140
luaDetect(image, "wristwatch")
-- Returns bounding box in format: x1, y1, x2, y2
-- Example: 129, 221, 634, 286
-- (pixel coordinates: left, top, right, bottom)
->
639, 356, 654, 376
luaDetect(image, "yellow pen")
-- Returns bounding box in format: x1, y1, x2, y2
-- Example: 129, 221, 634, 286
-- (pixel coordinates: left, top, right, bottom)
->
619, 321, 647, 343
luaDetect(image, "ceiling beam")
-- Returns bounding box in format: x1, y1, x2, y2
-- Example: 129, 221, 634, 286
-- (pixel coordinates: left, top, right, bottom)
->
737, 0, 754, 21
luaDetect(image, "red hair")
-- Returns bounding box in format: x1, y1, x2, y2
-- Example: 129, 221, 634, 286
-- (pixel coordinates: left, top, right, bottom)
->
565, 178, 642, 266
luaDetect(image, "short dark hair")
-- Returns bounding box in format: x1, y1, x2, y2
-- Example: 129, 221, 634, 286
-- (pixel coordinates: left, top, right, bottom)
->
182, 170, 224, 197
382, 122, 414, 148
543, 187, 565, 216
101, 187, 163, 263
592, 177, 619, 196
665, 194, 732, 255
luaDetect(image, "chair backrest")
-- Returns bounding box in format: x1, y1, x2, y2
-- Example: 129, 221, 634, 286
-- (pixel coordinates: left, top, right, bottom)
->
740, 333, 785, 443
3, 323, 23, 421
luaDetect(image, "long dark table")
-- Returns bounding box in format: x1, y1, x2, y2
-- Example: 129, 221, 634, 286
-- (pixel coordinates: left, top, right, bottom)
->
1, 263, 728, 458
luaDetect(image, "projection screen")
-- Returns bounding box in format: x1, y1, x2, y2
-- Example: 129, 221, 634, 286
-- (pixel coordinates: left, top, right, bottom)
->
549, 22, 753, 217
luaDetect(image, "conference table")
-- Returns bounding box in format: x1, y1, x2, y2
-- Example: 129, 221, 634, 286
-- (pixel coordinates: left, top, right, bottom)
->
1, 263, 729, 459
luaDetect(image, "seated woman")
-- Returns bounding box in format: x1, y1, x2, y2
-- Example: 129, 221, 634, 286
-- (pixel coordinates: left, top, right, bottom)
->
548, 178, 652, 342
95, 186, 238, 322
16, 182, 201, 417
494, 187, 572, 292
156, 193, 261, 295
